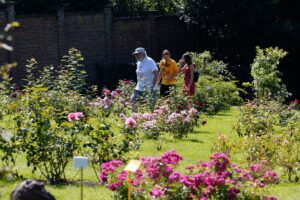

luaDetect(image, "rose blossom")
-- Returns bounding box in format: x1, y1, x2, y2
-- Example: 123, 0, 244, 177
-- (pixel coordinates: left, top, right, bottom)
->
150, 186, 164, 198
125, 117, 137, 129
68, 112, 84, 122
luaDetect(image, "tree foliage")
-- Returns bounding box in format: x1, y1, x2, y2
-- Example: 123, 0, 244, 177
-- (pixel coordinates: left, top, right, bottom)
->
181, 0, 300, 98
112, 0, 183, 16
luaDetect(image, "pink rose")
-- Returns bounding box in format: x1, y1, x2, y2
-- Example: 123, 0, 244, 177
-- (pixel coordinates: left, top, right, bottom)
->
125, 117, 137, 129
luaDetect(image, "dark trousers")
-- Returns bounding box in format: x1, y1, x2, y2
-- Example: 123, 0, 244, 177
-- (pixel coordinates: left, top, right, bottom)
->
160, 84, 175, 97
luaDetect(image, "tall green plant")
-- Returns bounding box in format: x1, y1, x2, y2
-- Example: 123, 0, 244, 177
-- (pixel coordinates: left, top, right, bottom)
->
55, 48, 87, 93
190, 51, 243, 114
251, 47, 289, 100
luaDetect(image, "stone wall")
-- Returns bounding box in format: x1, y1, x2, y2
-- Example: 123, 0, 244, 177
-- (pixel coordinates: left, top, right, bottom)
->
0, 4, 198, 85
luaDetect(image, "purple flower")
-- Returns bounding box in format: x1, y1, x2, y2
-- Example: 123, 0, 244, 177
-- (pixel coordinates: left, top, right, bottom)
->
180, 175, 194, 188
108, 181, 122, 191
210, 152, 230, 172
234, 167, 242, 173
120, 113, 126, 122
193, 173, 206, 187
99, 172, 107, 184
249, 164, 262, 172
263, 171, 279, 184
101, 160, 123, 173
228, 187, 240, 200
150, 186, 164, 198
161, 150, 183, 165
135, 169, 144, 181
116, 170, 128, 181
169, 171, 182, 184
163, 166, 175, 177
242, 172, 253, 181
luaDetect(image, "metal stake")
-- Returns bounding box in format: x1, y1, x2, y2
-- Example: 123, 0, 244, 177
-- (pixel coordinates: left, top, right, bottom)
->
81, 167, 83, 200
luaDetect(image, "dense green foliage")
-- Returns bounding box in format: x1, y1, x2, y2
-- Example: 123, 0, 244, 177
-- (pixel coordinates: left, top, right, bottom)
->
181, 0, 300, 98
0, 49, 140, 183
251, 47, 289, 100
191, 51, 243, 114
112, 0, 182, 16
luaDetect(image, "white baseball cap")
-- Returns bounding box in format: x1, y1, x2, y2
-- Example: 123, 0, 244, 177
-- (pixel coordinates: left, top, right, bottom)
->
132, 47, 146, 54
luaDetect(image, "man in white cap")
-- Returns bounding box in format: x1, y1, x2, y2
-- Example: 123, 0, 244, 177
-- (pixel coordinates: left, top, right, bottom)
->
131, 47, 158, 112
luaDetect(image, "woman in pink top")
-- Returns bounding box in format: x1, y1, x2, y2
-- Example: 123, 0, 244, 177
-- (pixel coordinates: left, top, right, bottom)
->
179, 52, 195, 96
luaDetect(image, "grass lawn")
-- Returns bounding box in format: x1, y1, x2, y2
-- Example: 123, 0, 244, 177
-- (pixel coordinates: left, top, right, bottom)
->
1, 107, 299, 199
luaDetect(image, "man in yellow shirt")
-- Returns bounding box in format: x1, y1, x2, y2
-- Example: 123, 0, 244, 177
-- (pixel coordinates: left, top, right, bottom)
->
158, 50, 179, 97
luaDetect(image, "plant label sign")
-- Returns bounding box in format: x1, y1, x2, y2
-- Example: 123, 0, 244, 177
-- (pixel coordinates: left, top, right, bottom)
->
124, 160, 142, 172
73, 156, 88, 168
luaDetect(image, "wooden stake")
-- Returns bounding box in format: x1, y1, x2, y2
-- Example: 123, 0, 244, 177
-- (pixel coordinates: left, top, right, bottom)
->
128, 171, 132, 200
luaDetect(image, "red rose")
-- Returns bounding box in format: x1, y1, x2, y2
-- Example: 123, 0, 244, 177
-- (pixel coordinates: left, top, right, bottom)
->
116, 89, 123, 94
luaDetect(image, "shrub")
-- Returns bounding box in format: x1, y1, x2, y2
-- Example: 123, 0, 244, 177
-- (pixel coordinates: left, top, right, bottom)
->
54, 48, 87, 93
100, 151, 278, 199
236, 100, 298, 137
195, 75, 243, 114
210, 133, 235, 156
80, 115, 141, 181
235, 99, 300, 181
191, 51, 243, 114
275, 124, 300, 182
251, 47, 289, 100
0, 48, 141, 183
192, 51, 233, 80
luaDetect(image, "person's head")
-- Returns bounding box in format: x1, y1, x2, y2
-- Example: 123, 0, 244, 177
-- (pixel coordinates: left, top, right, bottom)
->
162, 49, 171, 60
10, 180, 56, 200
182, 52, 192, 66
132, 47, 146, 61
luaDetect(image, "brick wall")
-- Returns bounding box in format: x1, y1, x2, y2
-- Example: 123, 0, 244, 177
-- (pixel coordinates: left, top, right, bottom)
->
0, 5, 198, 86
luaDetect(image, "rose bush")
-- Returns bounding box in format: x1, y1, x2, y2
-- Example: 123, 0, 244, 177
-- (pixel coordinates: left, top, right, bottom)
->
100, 150, 278, 199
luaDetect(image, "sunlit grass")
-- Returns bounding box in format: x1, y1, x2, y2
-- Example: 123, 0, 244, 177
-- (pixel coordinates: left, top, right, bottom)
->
0, 107, 299, 199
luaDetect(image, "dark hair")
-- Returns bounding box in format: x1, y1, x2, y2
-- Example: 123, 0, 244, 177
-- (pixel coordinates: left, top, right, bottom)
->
11, 180, 56, 200
183, 52, 192, 66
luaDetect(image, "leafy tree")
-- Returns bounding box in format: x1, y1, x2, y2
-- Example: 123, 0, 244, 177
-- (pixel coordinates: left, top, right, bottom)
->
181, 0, 300, 98
111, 0, 183, 16
251, 47, 289, 100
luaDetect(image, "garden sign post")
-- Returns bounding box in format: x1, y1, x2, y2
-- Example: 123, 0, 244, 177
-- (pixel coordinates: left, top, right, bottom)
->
73, 156, 88, 200
124, 160, 142, 200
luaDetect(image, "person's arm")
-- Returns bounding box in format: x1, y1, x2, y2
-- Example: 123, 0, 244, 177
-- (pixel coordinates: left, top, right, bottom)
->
157, 61, 162, 85
151, 70, 159, 91
178, 59, 185, 73
149, 59, 159, 92
157, 70, 162, 85
188, 64, 195, 90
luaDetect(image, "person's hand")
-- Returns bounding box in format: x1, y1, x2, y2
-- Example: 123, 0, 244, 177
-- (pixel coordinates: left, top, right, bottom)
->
183, 86, 190, 93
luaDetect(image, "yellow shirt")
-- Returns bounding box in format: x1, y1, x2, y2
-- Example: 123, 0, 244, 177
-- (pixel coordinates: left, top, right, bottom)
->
159, 59, 179, 85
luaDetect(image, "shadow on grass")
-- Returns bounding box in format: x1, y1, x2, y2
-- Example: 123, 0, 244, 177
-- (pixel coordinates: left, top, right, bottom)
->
182, 138, 204, 143
215, 113, 233, 117
192, 130, 210, 134
48, 180, 99, 188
